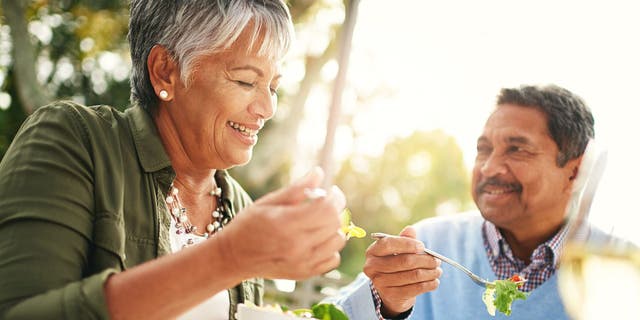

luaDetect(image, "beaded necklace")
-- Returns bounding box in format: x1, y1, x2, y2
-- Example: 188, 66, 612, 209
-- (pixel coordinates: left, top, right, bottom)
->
165, 177, 230, 249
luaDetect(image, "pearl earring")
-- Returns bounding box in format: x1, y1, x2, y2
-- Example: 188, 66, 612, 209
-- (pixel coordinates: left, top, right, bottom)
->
159, 90, 169, 100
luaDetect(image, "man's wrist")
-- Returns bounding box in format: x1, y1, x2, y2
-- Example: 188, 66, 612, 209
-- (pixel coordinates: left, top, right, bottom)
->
369, 280, 413, 320
381, 305, 413, 320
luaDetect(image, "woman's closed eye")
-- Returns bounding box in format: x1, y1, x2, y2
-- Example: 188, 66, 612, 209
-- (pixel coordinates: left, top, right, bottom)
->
236, 80, 256, 88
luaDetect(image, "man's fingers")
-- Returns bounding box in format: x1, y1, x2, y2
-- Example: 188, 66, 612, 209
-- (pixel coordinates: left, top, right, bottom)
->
364, 254, 440, 274
398, 225, 417, 239
367, 235, 425, 257
370, 267, 443, 287
376, 279, 440, 302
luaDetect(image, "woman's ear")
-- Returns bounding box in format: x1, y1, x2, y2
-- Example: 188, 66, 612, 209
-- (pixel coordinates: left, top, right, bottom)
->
147, 45, 179, 101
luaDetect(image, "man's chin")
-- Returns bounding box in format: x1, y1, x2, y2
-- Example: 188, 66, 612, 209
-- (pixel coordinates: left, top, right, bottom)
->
479, 206, 511, 223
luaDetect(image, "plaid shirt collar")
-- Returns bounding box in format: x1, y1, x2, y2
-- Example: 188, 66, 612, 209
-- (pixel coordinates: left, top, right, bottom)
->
483, 220, 569, 270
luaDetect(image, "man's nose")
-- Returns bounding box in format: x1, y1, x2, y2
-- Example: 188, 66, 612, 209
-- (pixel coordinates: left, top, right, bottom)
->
480, 153, 508, 177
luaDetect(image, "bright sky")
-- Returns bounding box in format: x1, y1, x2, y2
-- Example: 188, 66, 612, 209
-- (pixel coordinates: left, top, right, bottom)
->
297, 0, 640, 244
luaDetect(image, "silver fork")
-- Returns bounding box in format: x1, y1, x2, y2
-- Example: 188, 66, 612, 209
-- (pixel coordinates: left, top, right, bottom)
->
371, 232, 498, 288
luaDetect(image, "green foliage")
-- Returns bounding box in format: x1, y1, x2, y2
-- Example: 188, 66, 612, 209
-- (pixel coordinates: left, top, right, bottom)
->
309, 303, 349, 320
335, 130, 474, 276
1, 0, 130, 158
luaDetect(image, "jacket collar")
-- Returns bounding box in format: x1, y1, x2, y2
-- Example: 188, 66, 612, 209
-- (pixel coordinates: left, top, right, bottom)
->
125, 104, 172, 173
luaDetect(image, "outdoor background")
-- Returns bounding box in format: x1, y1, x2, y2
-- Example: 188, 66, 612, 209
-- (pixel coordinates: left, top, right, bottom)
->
1, 0, 639, 308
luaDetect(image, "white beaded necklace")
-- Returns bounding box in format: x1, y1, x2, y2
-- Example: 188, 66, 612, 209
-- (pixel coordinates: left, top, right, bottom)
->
165, 178, 229, 249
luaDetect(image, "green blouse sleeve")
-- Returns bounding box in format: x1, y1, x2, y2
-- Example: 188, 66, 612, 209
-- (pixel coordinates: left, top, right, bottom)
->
0, 103, 113, 319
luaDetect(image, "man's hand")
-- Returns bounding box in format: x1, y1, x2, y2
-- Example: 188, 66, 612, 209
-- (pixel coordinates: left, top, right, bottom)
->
364, 226, 442, 317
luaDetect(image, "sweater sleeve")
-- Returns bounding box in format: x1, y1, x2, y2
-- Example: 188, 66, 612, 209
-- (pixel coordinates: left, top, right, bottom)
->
0, 103, 114, 319
322, 273, 381, 320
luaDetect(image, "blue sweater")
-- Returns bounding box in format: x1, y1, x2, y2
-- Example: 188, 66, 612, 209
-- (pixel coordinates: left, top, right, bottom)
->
328, 212, 569, 320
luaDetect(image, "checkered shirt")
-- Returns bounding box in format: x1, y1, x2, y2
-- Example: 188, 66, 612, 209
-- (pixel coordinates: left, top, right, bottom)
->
482, 220, 569, 292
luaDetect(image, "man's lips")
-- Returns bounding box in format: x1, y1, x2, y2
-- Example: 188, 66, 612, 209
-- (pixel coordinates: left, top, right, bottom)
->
476, 177, 522, 195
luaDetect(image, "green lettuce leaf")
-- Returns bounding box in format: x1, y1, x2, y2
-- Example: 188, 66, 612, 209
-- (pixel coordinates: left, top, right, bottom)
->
483, 279, 528, 316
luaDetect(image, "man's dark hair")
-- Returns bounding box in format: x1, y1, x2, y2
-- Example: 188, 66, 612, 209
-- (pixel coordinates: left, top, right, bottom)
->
497, 84, 595, 167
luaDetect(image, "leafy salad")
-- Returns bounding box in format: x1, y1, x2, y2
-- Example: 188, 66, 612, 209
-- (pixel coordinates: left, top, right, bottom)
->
481, 274, 528, 316
242, 302, 349, 320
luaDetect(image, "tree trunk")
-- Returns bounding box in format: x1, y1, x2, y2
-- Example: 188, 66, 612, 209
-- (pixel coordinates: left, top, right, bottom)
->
2, 0, 50, 114
318, 0, 360, 188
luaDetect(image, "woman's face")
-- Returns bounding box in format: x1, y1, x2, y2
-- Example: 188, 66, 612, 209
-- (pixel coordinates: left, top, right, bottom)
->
168, 31, 281, 169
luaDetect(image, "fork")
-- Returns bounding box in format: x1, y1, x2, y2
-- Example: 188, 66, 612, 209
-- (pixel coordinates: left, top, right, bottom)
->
371, 232, 497, 288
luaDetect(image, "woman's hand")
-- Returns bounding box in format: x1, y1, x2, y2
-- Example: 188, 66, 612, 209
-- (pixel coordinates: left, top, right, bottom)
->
363, 227, 442, 317
217, 167, 347, 280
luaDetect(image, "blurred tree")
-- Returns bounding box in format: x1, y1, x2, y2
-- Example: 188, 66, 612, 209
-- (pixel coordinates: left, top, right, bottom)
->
335, 130, 475, 276
0, 0, 131, 157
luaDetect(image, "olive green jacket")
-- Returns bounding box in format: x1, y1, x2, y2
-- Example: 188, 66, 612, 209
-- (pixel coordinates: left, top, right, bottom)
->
0, 101, 263, 319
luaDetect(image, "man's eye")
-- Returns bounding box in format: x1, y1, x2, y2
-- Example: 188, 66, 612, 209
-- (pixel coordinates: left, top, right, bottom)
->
269, 87, 278, 96
477, 146, 491, 154
508, 146, 523, 153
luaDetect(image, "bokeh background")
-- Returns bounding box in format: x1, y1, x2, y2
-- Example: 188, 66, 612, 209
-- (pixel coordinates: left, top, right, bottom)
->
2, 0, 639, 308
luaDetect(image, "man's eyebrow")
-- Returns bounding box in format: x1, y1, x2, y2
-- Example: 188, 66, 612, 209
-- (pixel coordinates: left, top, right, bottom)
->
506, 136, 532, 145
230, 65, 282, 80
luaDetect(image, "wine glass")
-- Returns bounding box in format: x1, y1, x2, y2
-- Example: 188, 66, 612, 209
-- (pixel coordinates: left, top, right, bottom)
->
558, 140, 640, 320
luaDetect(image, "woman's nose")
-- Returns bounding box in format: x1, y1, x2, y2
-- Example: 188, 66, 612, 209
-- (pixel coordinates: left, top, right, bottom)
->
249, 88, 277, 120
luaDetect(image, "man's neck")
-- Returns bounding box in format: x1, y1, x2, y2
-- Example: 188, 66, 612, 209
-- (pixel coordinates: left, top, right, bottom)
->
500, 224, 563, 264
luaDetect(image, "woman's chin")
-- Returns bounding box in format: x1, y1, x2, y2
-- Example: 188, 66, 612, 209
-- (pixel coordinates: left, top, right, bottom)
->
221, 151, 254, 169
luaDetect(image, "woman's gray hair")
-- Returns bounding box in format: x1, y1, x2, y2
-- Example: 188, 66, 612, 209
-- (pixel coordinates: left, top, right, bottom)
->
129, 0, 294, 114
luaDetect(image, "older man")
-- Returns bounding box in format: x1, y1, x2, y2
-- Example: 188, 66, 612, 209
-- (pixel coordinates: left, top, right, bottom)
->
328, 84, 596, 319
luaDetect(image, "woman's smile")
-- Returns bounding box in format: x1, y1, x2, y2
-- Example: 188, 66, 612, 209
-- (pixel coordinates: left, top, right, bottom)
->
227, 120, 260, 145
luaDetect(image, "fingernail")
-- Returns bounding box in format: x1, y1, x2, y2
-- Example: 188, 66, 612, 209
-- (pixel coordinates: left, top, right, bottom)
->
330, 185, 344, 197
304, 188, 327, 199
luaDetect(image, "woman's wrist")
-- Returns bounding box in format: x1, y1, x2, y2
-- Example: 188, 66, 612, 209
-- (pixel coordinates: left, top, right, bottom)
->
207, 228, 253, 283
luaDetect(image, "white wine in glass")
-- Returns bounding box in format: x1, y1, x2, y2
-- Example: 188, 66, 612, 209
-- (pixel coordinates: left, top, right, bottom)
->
559, 141, 640, 320
559, 244, 640, 320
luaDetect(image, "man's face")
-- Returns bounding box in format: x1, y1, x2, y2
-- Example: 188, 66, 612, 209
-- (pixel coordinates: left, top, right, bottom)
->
471, 104, 579, 234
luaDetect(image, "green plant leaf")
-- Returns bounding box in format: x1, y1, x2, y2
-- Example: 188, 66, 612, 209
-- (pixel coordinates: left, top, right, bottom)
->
311, 303, 349, 320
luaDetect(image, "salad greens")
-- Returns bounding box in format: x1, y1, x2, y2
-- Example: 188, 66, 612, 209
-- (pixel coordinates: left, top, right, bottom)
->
243, 302, 349, 319
290, 303, 349, 320
482, 275, 528, 316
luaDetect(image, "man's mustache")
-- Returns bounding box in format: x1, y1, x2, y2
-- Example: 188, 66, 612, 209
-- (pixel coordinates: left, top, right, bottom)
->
475, 177, 522, 194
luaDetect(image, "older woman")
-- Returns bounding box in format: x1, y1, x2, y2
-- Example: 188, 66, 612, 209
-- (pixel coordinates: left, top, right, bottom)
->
0, 1, 346, 319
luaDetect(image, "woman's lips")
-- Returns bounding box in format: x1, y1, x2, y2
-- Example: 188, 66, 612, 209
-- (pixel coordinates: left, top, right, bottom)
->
227, 121, 259, 137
